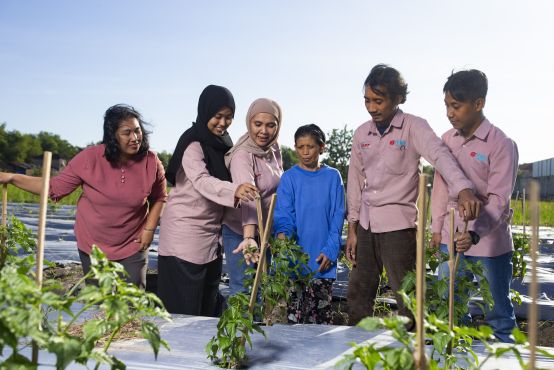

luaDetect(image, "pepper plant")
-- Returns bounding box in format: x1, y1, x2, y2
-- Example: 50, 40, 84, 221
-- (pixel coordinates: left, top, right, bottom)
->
207, 237, 312, 368
0, 216, 170, 369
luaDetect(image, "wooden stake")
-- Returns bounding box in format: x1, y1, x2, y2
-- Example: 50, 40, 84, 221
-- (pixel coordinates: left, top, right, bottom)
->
522, 187, 526, 236
528, 181, 540, 370
248, 194, 277, 314
255, 197, 266, 274
32, 151, 52, 364
1, 184, 7, 227
414, 174, 427, 370
0, 184, 7, 267
447, 208, 455, 356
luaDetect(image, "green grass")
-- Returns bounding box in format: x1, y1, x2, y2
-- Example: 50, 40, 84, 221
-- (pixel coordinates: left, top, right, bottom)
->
3, 184, 82, 205
511, 199, 554, 227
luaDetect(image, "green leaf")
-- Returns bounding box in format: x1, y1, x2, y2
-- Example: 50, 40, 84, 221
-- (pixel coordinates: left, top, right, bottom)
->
47, 336, 82, 370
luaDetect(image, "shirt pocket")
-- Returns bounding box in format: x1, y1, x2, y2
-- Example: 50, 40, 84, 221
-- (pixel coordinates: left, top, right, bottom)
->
469, 155, 490, 183
383, 142, 408, 175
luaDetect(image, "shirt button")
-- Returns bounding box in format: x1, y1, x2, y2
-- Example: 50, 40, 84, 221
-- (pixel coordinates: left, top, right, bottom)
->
121, 169, 125, 173
373, 190, 377, 194
121, 179, 125, 183
121, 175, 125, 179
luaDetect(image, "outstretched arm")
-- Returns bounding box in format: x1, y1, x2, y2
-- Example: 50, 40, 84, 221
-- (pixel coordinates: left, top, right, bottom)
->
0, 172, 42, 195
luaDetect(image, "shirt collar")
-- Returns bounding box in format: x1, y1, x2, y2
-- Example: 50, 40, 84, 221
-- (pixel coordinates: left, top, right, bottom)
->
453, 117, 491, 141
367, 109, 404, 135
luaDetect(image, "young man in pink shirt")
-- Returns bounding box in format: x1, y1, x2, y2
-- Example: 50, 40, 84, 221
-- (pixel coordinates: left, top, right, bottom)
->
346, 64, 482, 326
430, 69, 518, 342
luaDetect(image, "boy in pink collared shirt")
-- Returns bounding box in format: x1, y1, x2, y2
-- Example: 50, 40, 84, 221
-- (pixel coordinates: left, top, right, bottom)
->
431, 69, 518, 342
346, 64, 482, 326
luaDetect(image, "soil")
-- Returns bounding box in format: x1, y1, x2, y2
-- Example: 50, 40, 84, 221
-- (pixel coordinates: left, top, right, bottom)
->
44, 264, 554, 348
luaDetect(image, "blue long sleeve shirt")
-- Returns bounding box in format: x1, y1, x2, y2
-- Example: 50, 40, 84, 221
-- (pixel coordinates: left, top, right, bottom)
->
273, 164, 345, 279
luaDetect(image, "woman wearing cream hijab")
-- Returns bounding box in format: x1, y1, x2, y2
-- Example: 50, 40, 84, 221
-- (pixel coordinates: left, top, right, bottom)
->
222, 98, 283, 296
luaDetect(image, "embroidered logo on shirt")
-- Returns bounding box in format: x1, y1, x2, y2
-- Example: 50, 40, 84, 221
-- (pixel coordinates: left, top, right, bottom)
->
389, 139, 407, 150
470, 152, 487, 162
361, 142, 371, 149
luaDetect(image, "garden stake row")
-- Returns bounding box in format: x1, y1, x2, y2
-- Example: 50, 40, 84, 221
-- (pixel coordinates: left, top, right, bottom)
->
31, 151, 52, 365
248, 194, 277, 314
528, 181, 540, 370
415, 174, 427, 370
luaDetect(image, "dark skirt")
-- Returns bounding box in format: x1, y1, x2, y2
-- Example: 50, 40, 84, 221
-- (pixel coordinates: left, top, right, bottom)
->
157, 255, 223, 316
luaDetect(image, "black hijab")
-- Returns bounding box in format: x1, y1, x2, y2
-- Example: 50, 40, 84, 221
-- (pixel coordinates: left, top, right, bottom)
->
166, 85, 235, 185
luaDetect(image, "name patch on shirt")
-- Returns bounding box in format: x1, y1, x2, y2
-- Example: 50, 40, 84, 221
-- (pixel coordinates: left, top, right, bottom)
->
470, 152, 487, 162
389, 139, 407, 150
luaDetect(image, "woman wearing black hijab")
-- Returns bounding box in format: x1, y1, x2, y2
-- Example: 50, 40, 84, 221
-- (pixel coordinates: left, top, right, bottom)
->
158, 85, 258, 315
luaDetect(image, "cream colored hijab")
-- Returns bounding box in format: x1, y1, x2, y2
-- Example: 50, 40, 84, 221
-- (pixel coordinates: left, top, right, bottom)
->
225, 98, 282, 167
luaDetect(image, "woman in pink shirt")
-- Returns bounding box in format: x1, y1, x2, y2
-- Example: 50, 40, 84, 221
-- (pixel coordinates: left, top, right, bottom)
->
222, 98, 283, 296
0, 104, 168, 289
157, 85, 258, 316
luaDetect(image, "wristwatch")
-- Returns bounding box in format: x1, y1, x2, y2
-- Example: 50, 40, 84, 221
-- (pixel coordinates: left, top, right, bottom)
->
469, 231, 480, 245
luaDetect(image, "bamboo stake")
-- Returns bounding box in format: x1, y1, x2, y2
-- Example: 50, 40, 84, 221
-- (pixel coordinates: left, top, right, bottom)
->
32, 151, 52, 364
1, 184, 6, 227
248, 194, 277, 314
414, 174, 427, 370
522, 187, 526, 236
528, 181, 540, 370
452, 220, 468, 278
255, 197, 267, 274
447, 208, 455, 357
0, 184, 7, 267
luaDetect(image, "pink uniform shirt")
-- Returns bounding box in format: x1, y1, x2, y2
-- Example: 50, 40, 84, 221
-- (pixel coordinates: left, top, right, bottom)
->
158, 142, 238, 264
347, 109, 473, 233
431, 119, 518, 257
49, 144, 168, 260
223, 146, 283, 235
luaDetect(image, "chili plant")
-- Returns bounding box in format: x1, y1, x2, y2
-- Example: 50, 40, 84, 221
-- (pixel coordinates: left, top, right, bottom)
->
0, 216, 170, 369
206, 293, 266, 369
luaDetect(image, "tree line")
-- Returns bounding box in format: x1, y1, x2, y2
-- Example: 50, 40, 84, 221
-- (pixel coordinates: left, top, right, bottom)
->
0, 123, 81, 165
0, 122, 355, 188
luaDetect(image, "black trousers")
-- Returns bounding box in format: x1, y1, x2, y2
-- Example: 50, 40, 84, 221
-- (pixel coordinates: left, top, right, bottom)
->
157, 255, 222, 316
79, 249, 148, 289
347, 225, 416, 326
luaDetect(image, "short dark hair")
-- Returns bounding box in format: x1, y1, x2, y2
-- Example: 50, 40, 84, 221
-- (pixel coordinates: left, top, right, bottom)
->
294, 124, 326, 146
102, 104, 150, 164
364, 64, 408, 104
443, 69, 488, 102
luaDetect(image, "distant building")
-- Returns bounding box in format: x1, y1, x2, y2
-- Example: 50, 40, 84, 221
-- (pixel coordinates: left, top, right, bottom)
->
515, 157, 554, 200
32, 154, 67, 172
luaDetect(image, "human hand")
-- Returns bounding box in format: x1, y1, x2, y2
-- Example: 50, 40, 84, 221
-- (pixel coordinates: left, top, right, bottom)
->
430, 232, 442, 250
136, 229, 155, 251
316, 253, 331, 273
454, 231, 472, 253
234, 183, 259, 202
457, 188, 482, 221
233, 237, 259, 265
346, 230, 358, 267
0, 172, 14, 185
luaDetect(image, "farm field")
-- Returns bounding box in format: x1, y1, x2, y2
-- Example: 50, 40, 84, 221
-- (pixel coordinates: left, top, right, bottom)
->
3, 202, 554, 369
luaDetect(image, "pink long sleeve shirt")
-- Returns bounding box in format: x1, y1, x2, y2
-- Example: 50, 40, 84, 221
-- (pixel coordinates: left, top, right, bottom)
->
223, 146, 283, 236
431, 119, 518, 257
49, 144, 168, 260
347, 109, 473, 233
158, 142, 239, 264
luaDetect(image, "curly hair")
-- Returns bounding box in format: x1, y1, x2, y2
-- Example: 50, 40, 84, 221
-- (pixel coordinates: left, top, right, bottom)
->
102, 104, 150, 164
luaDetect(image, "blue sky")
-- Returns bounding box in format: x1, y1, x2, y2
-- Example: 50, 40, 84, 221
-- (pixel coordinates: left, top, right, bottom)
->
1, 0, 552, 163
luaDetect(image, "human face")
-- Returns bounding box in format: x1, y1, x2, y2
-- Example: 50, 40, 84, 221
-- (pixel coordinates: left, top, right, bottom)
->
116, 118, 142, 161
295, 135, 324, 171
207, 107, 233, 136
364, 85, 400, 125
249, 113, 278, 148
444, 91, 484, 138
